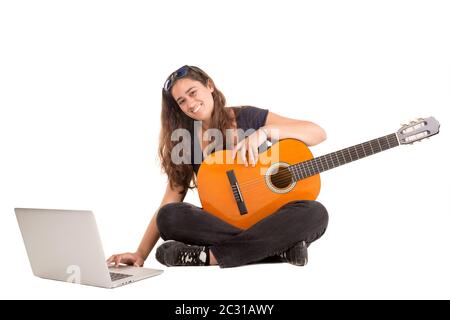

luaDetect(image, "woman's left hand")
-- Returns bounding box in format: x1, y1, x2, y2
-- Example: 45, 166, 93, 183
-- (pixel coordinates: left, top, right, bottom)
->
231, 128, 268, 167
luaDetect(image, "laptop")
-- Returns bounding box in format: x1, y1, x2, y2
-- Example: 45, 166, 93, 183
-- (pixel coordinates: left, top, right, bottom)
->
15, 208, 163, 288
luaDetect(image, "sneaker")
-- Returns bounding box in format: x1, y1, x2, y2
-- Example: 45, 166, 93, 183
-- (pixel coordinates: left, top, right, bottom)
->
279, 241, 308, 266
156, 240, 210, 266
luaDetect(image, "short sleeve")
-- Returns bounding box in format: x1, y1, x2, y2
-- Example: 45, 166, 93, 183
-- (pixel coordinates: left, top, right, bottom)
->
237, 106, 269, 130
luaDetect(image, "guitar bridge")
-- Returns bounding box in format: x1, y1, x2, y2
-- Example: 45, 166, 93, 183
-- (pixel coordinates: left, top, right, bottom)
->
226, 170, 248, 215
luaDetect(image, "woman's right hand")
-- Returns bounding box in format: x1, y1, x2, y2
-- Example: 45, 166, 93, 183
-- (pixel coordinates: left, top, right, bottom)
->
106, 252, 145, 268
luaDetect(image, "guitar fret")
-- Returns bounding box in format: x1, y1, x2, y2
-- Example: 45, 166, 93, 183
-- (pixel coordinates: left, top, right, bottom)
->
353, 145, 358, 160
301, 163, 308, 177
340, 150, 346, 163
290, 166, 298, 181
310, 161, 316, 175
318, 157, 325, 172
392, 136, 399, 147
288, 133, 401, 181
313, 161, 320, 175
357, 145, 362, 156
347, 148, 353, 162
305, 162, 311, 177
340, 150, 346, 164
322, 156, 327, 170
333, 153, 340, 166
329, 154, 335, 168
382, 136, 391, 151
293, 165, 299, 180
389, 135, 396, 146
336, 152, 342, 165
330, 154, 335, 168
311, 161, 317, 174
371, 139, 378, 153
308, 161, 315, 176
355, 144, 362, 158
359, 144, 366, 158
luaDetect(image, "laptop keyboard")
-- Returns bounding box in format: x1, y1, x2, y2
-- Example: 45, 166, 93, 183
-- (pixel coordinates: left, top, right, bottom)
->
110, 272, 132, 282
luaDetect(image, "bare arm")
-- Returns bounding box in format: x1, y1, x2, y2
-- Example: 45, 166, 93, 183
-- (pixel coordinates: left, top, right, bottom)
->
232, 111, 327, 166
263, 111, 327, 146
136, 183, 185, 260
107, 182, 185, 267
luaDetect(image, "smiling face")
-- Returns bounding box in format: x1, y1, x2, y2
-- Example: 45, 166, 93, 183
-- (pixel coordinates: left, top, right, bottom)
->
171, 78, 215, 123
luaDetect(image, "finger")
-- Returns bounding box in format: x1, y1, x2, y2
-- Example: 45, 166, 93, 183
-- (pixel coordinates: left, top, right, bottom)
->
114, 256, 121, 268
240, 143, 247, 166
107, 255, 118, 265
245, 139, 252, 167
248, 144, 255, 167
106, 255, 115, 264
252, 145, 259, 165
246, 139, 259, 167
231, 142, 241, 160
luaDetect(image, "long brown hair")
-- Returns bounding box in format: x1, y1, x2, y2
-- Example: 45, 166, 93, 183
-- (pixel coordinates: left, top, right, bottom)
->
158, 66, 235, 194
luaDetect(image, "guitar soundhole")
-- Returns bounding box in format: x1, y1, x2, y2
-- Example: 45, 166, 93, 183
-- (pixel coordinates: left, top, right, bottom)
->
270, 167, 293, 189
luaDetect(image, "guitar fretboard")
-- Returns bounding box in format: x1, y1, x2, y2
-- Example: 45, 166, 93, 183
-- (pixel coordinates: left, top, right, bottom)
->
288, 133, 399, 181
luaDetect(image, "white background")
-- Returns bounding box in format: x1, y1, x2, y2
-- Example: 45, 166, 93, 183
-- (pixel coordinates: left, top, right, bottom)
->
1, 0, 449, 299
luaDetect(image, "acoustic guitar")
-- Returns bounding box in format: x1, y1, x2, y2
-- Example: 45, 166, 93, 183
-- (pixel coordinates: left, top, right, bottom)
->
197, 117, 440, 229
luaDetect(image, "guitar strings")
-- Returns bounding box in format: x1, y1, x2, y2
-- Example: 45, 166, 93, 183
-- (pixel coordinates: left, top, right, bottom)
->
230, 135, 398, 189
236, 165, 311, 195
238, 146, 393, 194
233, 136, 399, 193
220, 134, 397, 189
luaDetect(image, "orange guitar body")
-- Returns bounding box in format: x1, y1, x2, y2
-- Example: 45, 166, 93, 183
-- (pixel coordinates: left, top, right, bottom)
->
197, 139, 320, 229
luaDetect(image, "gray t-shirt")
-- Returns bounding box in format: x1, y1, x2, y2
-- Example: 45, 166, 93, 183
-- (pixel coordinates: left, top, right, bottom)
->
191, 106, 269, 175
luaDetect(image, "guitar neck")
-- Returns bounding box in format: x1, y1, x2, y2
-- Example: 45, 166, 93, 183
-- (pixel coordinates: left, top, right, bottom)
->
289, 133, 399, 181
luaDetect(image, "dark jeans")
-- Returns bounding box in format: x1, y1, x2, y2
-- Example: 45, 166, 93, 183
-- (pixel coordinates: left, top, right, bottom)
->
156, 200, 329, 268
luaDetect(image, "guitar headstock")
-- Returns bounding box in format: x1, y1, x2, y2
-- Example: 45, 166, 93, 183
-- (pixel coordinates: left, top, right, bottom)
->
396, 117, 440, 145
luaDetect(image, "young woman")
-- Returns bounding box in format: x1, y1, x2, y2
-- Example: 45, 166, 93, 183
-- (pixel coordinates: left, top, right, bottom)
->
107, 65, 329, 268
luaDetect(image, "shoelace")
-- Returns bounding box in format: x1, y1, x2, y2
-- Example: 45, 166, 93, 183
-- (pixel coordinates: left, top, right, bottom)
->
177, 246, 206, 265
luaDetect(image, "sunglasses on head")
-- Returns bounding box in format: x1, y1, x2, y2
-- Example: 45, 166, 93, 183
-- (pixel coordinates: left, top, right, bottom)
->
163, 65, 190, 92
